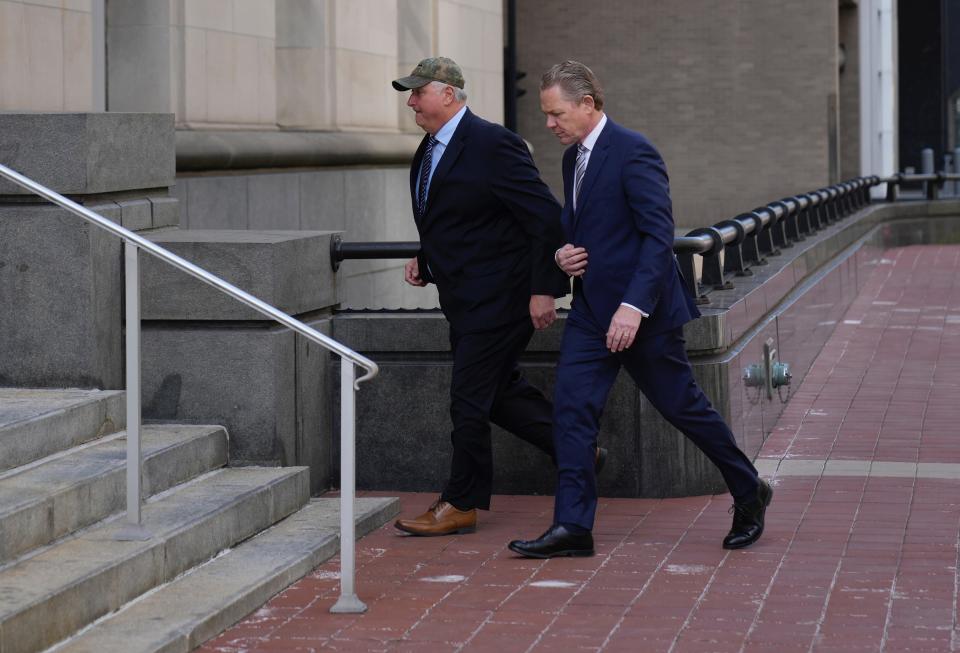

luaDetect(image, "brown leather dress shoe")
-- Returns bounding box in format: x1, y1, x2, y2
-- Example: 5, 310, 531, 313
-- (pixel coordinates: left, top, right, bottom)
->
395, 499, 477, 536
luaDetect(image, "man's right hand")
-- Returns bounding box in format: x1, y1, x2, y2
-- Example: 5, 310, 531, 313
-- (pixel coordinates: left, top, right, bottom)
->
404, 257, 428, 287
556, 243, 589, 277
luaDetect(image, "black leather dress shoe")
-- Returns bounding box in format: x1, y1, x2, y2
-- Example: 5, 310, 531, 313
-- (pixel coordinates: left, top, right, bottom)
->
722, 478, 773, 550
508, 524, 594, 558
595, 446, 608, 475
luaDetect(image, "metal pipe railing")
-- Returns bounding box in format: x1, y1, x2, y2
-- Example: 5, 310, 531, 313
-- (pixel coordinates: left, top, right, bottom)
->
0, 163, 376, 614
881, 172, 960, 201
330, 175, 883, 305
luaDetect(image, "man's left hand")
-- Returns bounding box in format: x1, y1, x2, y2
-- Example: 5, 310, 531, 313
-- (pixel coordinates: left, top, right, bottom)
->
530, 295, 557, 330
606, 305, 642, 352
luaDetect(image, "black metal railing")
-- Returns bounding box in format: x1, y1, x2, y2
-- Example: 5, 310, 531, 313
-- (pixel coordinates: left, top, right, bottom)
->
330, 172, 960, 305
883, 172, 960, 201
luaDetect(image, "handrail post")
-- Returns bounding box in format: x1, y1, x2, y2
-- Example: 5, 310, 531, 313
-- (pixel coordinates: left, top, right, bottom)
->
117, 242, 149, 540
331, 360, 367, 614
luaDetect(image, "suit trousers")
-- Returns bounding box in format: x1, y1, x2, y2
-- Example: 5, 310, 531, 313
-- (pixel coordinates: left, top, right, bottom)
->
441, 317, 555, 511
553, 310, 759, 530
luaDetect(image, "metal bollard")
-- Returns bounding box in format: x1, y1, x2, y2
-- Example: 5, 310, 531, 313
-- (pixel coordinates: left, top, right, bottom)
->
954, 148, 960, 196
922, 148, 935, 197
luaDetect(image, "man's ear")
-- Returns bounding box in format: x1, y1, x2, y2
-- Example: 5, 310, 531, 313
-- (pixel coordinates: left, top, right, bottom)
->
581, 95, 596, 111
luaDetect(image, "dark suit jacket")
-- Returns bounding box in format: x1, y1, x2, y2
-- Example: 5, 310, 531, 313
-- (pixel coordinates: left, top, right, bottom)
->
412, 108, 568, 333
561, 118, 700, 336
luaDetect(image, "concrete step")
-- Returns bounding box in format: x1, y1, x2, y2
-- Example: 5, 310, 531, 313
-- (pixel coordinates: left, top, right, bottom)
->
0, 388, 125, 473
0, 424, 228, 565
51, 497, 400, 653
0, 466, 309, 653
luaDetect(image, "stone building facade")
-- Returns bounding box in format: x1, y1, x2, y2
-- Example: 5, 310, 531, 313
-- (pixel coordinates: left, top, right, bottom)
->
0, 0, 506, 310
0, 0, 897, 304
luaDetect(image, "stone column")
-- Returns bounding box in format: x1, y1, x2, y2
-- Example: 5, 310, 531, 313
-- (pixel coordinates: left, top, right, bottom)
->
107, 0, 277, 128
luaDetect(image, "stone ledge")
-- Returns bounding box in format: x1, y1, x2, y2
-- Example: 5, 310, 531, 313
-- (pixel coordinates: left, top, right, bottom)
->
176, 129, 423, 172
0, 113, 175, 195
142, 230, 339, 321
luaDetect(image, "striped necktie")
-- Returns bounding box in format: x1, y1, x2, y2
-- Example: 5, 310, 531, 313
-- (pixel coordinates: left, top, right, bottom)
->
574, 143, 588, 210
417, 135, 438, 217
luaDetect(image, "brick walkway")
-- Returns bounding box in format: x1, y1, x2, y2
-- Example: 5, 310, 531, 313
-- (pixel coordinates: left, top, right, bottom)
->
202, 245, 960, 652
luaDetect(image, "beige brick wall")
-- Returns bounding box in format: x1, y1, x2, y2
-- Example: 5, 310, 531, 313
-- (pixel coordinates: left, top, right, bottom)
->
516, 0, 841, 229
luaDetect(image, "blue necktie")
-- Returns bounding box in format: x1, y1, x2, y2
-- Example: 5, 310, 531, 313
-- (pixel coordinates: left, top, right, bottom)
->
418, 135, 438, 217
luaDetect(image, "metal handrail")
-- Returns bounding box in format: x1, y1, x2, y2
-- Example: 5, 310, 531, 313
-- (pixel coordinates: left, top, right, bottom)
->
0, 162, 375, 614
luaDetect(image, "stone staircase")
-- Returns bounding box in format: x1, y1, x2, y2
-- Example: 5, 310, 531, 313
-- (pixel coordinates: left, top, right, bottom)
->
0, 388, 398, 653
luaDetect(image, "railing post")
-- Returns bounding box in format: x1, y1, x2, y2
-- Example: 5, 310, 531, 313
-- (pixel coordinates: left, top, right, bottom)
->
116, 242, 149, 540
753, 210, 779, 258
928, 173, 942, 200
825, 190, 839, 221
886, 176, 899, 202
766, 207, 787, 250
718, 219, 750, 277
954, 149, 960, 196
331, 360, 367, 614
677, 252, 705, 304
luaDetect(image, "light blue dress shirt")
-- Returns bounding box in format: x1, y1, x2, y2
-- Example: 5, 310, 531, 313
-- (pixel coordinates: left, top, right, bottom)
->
417, 105, 468, 205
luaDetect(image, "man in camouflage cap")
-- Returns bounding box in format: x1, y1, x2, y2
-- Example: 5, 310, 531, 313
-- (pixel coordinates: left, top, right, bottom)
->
390, 57, 593, 537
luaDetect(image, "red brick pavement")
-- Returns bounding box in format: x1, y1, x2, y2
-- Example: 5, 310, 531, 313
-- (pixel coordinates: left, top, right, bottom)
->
201, 245, 960, 652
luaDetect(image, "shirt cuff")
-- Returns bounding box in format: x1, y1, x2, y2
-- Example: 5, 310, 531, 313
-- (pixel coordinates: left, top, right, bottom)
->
620, 302, 649, 318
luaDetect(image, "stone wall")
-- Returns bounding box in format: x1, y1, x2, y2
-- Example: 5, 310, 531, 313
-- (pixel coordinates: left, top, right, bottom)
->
104, 0, 502, 130
0, 0, 95, 112
515, 0, 843, 229
0, 113, 176, 389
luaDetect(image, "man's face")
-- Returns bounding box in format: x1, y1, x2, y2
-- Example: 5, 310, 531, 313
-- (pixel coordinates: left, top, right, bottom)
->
539, 84, 594, 145
407, 83, 450, 134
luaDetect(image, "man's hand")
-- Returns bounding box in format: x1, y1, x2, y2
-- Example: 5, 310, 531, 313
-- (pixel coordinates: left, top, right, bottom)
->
606, 305, 642, 352
556, 243, 588, 277
404, 257, 427, 287
530, 294, 557, 330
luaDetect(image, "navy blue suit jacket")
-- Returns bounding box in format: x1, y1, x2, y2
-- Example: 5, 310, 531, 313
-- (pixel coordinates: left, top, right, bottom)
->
412, 109, 568, 333
561, 118, 699, 336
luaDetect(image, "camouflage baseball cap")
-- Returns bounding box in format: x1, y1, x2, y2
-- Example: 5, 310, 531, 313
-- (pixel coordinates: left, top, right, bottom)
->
392, 56, 465, 91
